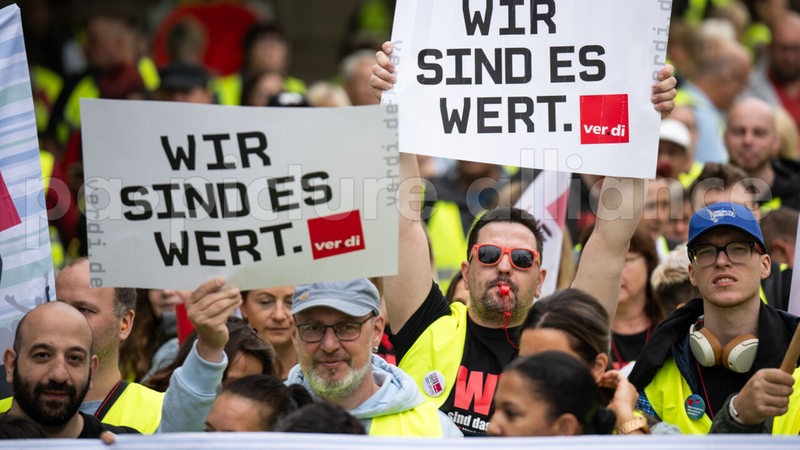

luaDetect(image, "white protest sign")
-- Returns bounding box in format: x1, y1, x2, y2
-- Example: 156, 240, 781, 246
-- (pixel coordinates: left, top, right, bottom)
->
383, 0, 670, 178
81, 100, 399, 290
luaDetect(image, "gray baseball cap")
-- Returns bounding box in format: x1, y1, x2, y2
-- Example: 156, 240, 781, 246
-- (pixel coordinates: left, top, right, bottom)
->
291, 279, 380, 317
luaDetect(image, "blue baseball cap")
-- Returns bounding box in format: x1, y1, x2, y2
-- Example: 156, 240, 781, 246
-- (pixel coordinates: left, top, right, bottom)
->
687, 202, 766, 252
291, 279, 380, 317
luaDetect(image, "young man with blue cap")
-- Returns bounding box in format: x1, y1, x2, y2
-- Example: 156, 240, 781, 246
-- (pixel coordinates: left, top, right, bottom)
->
629, 202, 800, 434
285, 278, 461, 437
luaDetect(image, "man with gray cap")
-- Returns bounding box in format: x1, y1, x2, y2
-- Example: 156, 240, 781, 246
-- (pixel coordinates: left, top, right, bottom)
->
629, 202, 800, 434
285, 278, 461, 437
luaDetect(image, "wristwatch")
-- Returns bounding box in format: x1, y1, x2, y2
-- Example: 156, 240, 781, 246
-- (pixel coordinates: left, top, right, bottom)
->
616, 415, 651, 434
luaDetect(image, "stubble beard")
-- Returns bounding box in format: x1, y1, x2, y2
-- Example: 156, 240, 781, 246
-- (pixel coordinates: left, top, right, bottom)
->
470, 280, 530, 326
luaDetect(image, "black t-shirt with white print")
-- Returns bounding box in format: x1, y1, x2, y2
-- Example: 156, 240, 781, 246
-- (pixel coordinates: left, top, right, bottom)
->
391, 282, 519, 437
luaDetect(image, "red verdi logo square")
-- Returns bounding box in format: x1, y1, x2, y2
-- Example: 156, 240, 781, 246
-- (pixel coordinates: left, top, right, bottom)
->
307, 210, 366, 260
579, 94, 629, 144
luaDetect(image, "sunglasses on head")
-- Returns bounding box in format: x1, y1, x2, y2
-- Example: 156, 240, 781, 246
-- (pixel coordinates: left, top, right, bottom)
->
471, 244, 539, 270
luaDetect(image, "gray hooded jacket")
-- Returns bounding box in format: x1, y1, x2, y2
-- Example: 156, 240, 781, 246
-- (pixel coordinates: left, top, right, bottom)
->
286, 354, 461, 437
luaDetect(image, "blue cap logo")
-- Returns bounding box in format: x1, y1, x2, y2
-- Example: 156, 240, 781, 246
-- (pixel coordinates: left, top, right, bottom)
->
687, 202, 766, 253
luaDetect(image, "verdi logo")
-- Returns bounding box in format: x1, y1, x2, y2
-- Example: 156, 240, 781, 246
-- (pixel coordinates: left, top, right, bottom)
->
307, 210, 366, 260
579, 94, 629, 144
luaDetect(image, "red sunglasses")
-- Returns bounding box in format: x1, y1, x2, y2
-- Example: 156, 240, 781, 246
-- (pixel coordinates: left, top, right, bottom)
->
471, 244, 539, 270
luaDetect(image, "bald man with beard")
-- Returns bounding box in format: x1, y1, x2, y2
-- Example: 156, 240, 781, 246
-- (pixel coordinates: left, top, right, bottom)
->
725, 96, 800, 211
748, 12, 800, 130
3, 302, 137, 438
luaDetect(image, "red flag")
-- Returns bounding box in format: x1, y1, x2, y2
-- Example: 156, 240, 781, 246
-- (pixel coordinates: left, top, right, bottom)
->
0, 170, 20, 232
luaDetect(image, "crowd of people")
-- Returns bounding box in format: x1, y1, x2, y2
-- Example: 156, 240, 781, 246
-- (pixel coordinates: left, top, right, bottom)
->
2, 0, 800, 442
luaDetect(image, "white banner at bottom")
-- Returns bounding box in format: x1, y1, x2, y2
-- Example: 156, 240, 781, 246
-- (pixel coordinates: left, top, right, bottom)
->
5, 432, 800, 449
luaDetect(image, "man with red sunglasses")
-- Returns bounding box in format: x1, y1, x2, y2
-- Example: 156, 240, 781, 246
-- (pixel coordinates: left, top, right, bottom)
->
372, 42, 676, 436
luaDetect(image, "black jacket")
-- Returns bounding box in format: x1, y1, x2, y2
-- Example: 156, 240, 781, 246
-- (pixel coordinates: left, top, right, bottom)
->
629, 298, 799, 396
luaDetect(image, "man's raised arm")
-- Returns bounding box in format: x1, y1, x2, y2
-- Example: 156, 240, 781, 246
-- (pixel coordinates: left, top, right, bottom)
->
571, 65, 674, 322
373, 43, 436, 332
572, 176, 646, 322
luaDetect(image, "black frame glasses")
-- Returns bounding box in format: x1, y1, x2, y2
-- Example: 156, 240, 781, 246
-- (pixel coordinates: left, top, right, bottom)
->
295, 314, 375, 343
471, 244, 539, 270
689, 241, 758, 267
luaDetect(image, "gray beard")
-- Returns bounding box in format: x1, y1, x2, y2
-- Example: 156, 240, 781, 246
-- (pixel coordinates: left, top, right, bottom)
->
305, 360, 371, 401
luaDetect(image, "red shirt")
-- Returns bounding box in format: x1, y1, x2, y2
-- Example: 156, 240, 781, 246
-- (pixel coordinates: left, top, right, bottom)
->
770, 71, 800, 129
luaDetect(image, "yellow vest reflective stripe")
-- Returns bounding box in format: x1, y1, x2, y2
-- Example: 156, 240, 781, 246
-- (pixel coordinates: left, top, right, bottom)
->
773, 369, 800, 434
99, 382, 164, 434
398, 302, 469, 408
643, 358, 712, 434
368, 400, 444, 437
427, 201, 468, 292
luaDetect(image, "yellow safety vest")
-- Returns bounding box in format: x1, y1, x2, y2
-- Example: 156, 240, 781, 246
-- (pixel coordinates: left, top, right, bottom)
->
54, 57, 160, 144
682, 0, 733, 25
57, 75, 98, 144
643, 358, 713, 434
427, 201, 469, 293
678, 162, 704, 189
138, 57, 160, 92
353, 0, 393, 39
211, 73, 307, 106
100, 382, 163, 434
398, 302, 469, 408
743, 23, 772, 55
0, 382, 164, 434
31, 65, 63, 133
39, 150, 64, 268
761, 197, 782, 214
368, 400, 444, 437
773, 369, 800, 434
644, 357, 800, 434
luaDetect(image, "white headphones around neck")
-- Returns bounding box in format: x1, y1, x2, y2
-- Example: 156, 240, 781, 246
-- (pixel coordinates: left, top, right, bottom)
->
689, 316, 758, 373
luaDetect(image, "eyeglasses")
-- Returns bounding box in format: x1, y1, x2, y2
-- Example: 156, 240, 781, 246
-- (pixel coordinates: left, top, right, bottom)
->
471, 244, 539, 270
295, 314, 374, 343
688, 241, 759, 268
